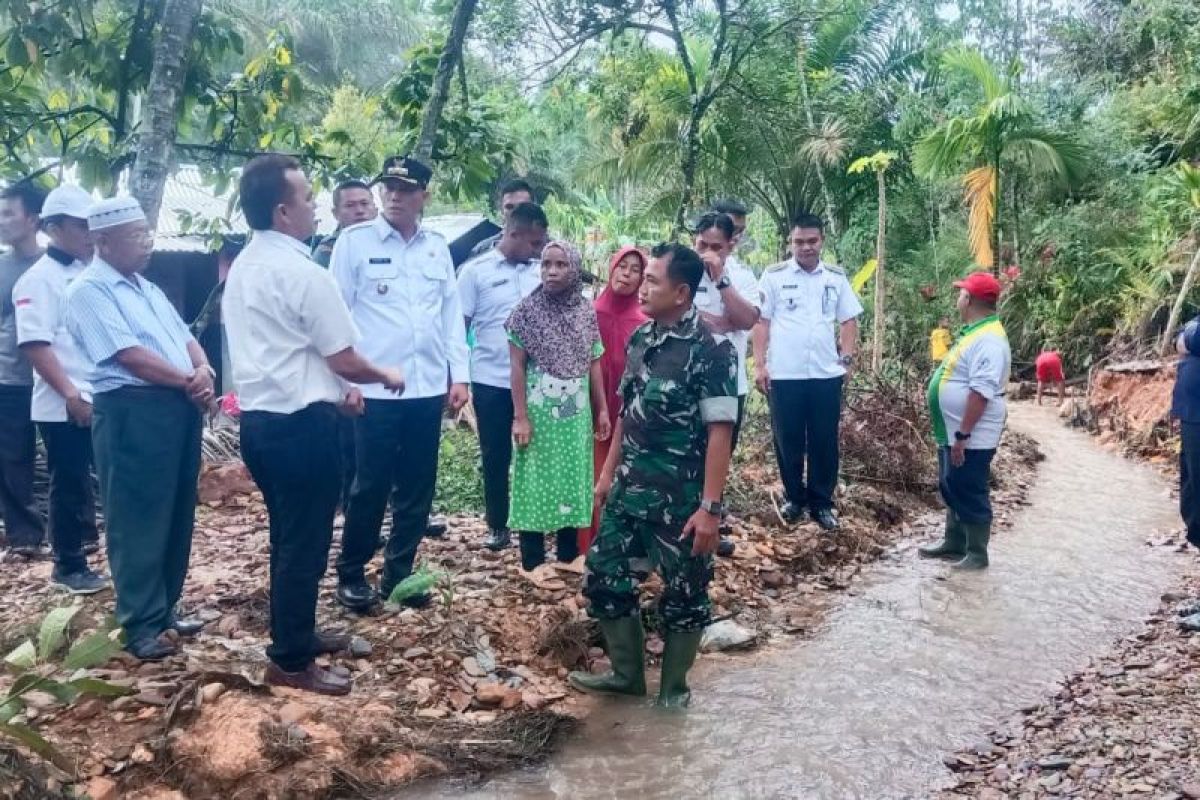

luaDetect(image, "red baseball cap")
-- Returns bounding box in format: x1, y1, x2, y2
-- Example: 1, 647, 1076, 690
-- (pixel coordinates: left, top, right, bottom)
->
953, 271, 1002, 303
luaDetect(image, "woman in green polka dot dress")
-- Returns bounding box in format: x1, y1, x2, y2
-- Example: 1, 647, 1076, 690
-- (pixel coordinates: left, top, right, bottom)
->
507, 240, 611, 571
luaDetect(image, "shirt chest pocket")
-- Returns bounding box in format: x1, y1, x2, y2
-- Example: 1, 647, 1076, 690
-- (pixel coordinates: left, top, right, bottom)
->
417, 261, 448, 312
364, 258, 400, 301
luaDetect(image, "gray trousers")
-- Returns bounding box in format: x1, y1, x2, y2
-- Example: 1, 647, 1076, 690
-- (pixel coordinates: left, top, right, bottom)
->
93, 387, 201, 643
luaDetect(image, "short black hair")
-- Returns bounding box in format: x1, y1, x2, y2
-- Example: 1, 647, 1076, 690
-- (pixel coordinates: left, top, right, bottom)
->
332, 179, 370, 208
791, 212, 825, 233
650, 242, 704, 298
695, 211, 735, 241
498, 178, 534, 201
710, 198, 747, 218
240, 154, 303, 231
506, 201, 548, 231
0, 182, 47, 216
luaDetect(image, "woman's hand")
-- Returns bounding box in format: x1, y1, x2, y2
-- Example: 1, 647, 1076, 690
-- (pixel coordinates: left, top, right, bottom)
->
594, 414, 612, 442
513, 416, 533, 448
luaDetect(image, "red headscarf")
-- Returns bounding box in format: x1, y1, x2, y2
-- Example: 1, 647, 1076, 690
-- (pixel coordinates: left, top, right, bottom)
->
593, 245, 648, 426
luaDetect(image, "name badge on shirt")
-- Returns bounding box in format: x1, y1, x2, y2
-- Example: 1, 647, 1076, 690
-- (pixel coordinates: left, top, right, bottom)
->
697, 285, 709, 293
491, 278, 508, 288
369, 257, 392, 264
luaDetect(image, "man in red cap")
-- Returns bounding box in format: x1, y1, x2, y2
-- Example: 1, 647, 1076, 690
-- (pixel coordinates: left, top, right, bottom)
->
920, 271, 1010, 569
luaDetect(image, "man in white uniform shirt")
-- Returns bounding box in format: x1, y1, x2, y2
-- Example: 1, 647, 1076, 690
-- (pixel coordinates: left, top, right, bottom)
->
753, 212, 862, 532
457, 201, 547, 552
13, 185, 107, 593
691, 210, 760, 556
330, 155, 470, 613
225, 154, 403, 695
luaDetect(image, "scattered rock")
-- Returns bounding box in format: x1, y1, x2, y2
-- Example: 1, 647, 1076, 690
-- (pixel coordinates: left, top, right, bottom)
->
700, 619, 757, 652
474, 682, 508, 706
1037, 755, 1073, 771
85, 777, 119, 800
349, 636, 373, 657
200, 683, 225, 703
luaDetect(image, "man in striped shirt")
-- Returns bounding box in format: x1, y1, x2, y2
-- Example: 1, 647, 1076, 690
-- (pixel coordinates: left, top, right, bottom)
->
920, 271, 1010, 570
65, 197, 214, 661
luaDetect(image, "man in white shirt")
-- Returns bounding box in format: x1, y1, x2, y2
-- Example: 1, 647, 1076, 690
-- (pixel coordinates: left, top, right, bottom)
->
753, 213, 862, 532
691, 210, 761, 556
457, 201, 547, 551
330, 155, 470, 612
225, 154, 403, 695
13, 185, 107, 593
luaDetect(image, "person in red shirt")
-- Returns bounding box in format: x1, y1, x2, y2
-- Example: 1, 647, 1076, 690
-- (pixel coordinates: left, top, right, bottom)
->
1035, 348, 1065, 406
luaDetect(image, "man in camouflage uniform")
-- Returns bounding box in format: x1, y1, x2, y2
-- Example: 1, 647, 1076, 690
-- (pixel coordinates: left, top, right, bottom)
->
570, 242, 738, 709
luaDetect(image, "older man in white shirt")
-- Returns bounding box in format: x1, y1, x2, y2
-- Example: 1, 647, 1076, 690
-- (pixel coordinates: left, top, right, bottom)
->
330, 155, 470, 613
225, 154, 403, 695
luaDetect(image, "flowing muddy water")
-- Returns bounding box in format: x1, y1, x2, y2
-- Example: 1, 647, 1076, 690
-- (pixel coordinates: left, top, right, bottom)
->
402, 404, 1183, 799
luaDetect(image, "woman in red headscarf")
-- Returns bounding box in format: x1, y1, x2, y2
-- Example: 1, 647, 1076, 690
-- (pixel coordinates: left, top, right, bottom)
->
581, 245, 648, 551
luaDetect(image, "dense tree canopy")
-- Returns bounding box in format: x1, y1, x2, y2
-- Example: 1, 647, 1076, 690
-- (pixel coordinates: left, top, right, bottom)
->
2, 0, 1199, 370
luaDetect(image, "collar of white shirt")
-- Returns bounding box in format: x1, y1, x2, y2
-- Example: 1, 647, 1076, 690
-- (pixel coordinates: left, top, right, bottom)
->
251, 229, 314, 259
92, 256, 144, 289
792, 259, 826, 276
372, 214, 429, 245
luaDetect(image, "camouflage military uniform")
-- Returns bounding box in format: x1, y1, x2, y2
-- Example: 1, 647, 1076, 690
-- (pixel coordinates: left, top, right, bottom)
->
311, 228, 340, 268
584, 307, 738, 633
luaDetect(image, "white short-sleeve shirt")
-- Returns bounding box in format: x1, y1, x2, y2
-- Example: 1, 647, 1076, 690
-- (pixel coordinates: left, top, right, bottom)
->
458, 248, 540, 389
330, 215, 469, 400
758, 260, 863, 380
692, 256, 761, 396
12, 248, 94, 422
224, 230, 358, 414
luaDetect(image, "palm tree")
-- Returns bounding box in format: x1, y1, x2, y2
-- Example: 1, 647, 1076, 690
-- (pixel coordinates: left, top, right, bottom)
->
913, 47, 1088, 271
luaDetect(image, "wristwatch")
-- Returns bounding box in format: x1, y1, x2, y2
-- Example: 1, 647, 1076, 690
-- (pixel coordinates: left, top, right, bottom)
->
838, 354, 855, 367
715, 275, 732, 291
700, 498, 724, 516
954, 431, 972, 442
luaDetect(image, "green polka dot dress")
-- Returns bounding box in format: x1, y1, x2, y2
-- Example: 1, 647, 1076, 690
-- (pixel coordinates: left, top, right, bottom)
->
508, 334, 603, 533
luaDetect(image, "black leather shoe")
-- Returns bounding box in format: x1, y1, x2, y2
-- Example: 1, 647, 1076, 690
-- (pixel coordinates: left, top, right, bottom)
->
265, 662, 351, 696
779, 502, 805, 524
126, 637, 177, 661
484, 527, 511, 551
336, 583, 378, 612
426, 514, 448, 538
314, 630, 352, 654
169, 618, 205, 637
717, 536, 736, 558
813, 508, 840, 531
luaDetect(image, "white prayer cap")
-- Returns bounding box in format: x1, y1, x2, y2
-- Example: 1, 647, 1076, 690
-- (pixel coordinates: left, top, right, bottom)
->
42, 185, 93, 219
87, 196, 147, 232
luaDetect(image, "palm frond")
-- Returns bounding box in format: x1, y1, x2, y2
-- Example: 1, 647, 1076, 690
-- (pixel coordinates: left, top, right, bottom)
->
963, 165, 997, 268
1005, 129, 1090, 188
941, 46, 1005, 102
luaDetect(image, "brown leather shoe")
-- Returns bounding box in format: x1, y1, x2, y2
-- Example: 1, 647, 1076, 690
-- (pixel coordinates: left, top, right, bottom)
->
314, 631, 351, 654
264, 662, 352, 696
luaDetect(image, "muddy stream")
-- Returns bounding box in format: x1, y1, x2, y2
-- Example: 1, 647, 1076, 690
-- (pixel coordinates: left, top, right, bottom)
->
401, 404, 1182, 799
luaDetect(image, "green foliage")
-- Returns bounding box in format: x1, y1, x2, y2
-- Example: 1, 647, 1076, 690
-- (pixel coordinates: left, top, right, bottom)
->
435, 424, 484, 516
1, 607, 130, 775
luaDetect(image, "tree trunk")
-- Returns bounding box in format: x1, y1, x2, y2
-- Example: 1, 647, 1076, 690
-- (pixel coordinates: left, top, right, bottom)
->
129, 0, 204, 229
1160, 233, 1200, 355
871, 170, 887, 373
990, 152, 1003, 275
414, 0, 480, 164
674, 107, 704, 235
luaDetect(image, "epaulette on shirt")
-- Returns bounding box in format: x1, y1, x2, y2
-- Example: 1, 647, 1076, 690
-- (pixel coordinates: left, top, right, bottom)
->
339, 219, 377, 239
765, 260, 790, 272
824, 264, 846, 275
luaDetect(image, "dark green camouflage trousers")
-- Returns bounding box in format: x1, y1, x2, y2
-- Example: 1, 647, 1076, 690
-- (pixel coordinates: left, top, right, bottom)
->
583, 511, 714, 633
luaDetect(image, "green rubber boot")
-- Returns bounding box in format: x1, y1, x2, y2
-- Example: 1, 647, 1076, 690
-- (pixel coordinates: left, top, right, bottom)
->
568, 617, 647, 697
951, 522, 990, 570
918, 510, 967, 560
656, 629, 703, 709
